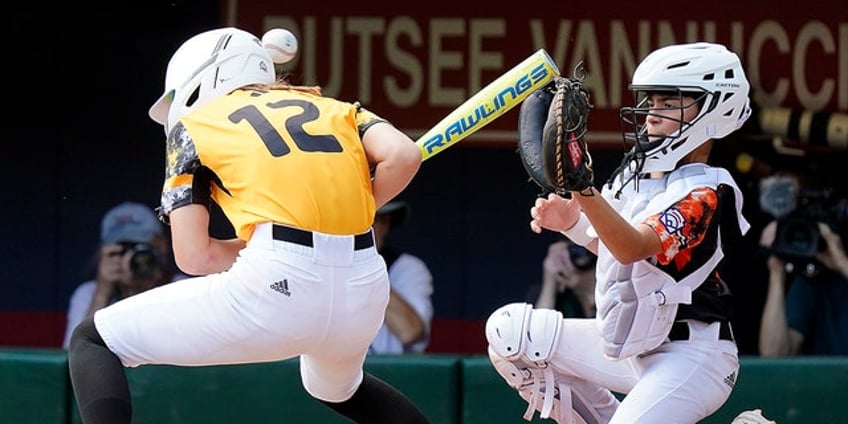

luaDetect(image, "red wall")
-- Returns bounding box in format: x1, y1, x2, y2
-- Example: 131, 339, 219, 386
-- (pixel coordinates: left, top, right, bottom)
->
228, 0, 846, 148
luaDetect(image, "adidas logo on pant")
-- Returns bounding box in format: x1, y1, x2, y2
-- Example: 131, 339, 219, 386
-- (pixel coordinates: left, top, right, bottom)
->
270, 279, 291, 296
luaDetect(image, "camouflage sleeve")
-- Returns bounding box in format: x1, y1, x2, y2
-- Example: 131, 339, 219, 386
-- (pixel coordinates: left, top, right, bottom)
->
643, 187, 718, 266
353, 102, 389, 138
158, 123, 213, 223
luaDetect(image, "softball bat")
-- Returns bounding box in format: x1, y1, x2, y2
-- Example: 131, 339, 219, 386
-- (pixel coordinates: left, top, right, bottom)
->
417, 49, 560, 161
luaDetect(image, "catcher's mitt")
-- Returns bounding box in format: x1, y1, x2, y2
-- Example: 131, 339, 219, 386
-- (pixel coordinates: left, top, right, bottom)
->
517, 84, 557, 195
517, 66, 593, 196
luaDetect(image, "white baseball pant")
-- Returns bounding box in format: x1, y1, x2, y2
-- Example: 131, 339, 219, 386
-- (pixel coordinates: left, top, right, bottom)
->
93, 222, 389, 402
551, 318, 739, 423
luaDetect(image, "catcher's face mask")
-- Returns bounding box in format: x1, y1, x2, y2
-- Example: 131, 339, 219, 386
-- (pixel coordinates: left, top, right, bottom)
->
622, 89, 705, 150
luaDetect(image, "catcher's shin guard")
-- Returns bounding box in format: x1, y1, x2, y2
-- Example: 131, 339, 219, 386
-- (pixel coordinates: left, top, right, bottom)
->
487, 346, 606, 424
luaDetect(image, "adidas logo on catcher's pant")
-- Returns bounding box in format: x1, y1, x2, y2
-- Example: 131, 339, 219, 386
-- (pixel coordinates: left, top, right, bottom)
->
723, 370, 737, 389
270, 280, 291, 296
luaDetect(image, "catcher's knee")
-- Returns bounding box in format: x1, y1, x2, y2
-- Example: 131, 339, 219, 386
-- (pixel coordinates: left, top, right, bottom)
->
486, 303, 574, 422
485, 302, 563, 364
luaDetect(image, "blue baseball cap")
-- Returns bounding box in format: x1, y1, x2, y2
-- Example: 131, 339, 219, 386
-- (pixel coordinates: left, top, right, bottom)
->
100, 202, 162, 244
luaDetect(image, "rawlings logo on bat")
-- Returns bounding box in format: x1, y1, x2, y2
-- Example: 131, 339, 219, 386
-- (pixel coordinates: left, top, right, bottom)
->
419, 53, 557, 157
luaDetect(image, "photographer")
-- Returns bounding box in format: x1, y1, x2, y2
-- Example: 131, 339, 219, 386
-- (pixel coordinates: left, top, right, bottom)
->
757, 174, 848, 356
527, 238, 597, 318
368, 201, 433, 354
62, 202, 185, 349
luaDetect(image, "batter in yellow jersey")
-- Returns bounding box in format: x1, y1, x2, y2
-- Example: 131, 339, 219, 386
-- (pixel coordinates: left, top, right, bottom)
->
68, 26, 428, 424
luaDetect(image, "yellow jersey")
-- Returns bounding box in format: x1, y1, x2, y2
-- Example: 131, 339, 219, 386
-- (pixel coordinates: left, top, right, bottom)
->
160, 88, 385, 240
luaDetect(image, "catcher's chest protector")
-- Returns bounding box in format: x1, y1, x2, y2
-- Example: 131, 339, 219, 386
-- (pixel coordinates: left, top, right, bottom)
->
595, 164, 749, 360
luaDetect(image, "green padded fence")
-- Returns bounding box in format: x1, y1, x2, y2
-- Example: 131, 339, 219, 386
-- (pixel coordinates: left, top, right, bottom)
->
462, 355, 848, 424
0, 348, 70, 424
461, 355, 552, 424
702, 357, 848, 424
68, 354, 461, 424
1, 347, 846, 424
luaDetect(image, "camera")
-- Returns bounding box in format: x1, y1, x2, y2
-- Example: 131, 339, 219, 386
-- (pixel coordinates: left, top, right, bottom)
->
773, 218, 822, 259
568, 243, 597, 271
771, 188, 848, 265
119, 242, 163, 278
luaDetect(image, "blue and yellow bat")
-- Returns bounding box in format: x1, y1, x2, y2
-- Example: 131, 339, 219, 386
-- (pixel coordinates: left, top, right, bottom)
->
417, 49, 560, 161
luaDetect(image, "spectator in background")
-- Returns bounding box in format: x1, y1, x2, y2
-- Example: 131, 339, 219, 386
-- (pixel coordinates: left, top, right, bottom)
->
63, 202, 184, 348
369, 201, 434, 354
757, 174, 848, 355
528, 238, 596, 318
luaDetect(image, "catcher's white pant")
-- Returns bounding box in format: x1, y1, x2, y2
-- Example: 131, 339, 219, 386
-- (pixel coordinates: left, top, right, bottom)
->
93, 222, 389, 402
549, 318, 739, 424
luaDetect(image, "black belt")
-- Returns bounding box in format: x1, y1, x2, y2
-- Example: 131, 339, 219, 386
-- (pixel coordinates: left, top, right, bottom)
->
272, 225, 374, 250
668, 321, 734, 342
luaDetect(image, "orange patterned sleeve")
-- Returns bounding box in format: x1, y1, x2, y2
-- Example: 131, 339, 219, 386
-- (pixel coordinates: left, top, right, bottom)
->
643, 187, 718, 267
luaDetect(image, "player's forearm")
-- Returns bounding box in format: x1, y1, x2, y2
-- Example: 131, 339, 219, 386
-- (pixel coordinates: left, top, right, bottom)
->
176, 238, 245, 276
574, 188, 659, 263
169, 205, 245, 275
758, 267, 792, 356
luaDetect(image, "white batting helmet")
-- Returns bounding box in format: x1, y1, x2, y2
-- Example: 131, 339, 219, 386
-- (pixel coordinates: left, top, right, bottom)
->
620, 42, 752, 174
148, 27, 276, 134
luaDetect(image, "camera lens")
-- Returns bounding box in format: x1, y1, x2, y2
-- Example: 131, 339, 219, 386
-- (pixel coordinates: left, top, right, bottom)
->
773, 218, 821, 259
128, 243, 162, 278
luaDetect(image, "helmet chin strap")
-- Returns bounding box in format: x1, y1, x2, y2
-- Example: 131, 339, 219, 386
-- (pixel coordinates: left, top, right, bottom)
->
606, 153, 640, 199
613, 128, 668, 196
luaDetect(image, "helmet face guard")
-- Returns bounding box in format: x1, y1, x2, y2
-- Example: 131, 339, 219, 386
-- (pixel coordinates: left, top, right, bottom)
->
620, 88, 710, 171
616, 42, 751, 176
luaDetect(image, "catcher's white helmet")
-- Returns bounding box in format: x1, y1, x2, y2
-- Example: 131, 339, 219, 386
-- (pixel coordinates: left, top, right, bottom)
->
620, 42, 752, 174
148, 27, 276, 134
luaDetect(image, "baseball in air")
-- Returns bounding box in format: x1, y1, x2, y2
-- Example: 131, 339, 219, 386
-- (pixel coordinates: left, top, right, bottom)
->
262, 28, 298, 64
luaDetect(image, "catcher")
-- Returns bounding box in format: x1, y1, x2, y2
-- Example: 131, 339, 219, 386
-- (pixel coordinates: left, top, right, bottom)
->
486, 42, 752, 423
